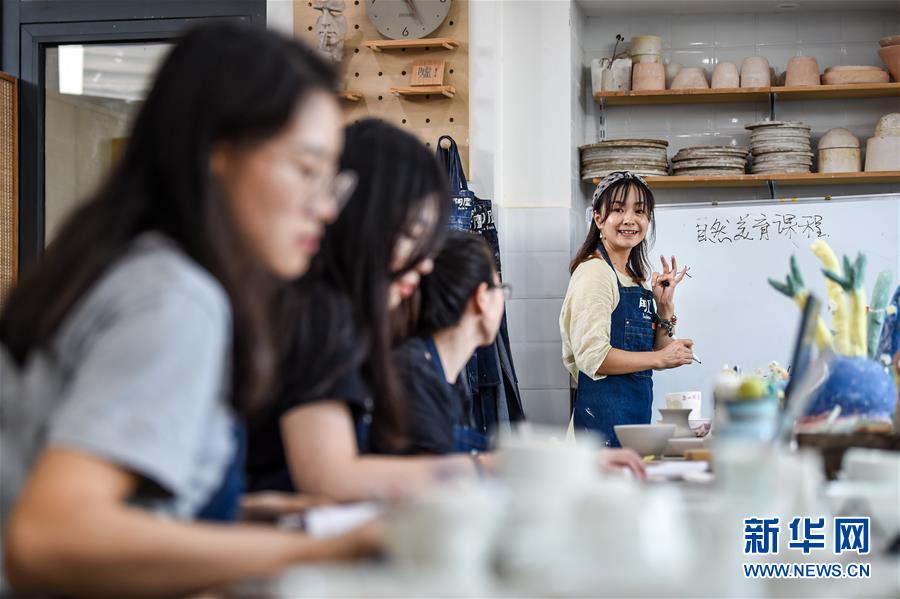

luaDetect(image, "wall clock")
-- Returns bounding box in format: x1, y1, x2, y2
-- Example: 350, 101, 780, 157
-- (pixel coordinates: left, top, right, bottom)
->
366, 0, 452, 40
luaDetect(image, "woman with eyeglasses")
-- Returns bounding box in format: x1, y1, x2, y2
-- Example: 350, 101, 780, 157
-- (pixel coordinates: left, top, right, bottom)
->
0, 23, 378, 598
245, 123, 646, 504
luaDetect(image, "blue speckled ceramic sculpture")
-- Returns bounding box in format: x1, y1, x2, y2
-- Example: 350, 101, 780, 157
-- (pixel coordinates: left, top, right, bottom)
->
806, 356, 897, 421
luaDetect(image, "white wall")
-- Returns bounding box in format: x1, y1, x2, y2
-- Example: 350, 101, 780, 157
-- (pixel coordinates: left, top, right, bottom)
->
267, 0, 294, 35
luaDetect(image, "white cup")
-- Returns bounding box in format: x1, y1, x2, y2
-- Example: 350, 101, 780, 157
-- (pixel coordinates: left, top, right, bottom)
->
665, 391, 702, 419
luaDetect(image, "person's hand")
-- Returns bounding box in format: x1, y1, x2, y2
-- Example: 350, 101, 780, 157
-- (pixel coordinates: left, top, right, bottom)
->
655, 338, 694, 369
240, 491, 331, 522
597, 448, 646, 479
651, 255, 688, 317
329, 519, 385, 560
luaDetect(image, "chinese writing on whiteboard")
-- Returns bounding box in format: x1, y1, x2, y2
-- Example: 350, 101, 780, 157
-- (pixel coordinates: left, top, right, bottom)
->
696, 214, 827, 244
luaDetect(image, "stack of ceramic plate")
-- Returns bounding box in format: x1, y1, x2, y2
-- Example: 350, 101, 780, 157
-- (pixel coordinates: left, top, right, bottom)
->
745, 120, 813, 174
671, 145, 749, 176
580, 139, 669, 180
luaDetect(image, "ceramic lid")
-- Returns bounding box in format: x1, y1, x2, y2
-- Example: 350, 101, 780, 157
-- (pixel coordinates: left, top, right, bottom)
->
819, 128, 861, 149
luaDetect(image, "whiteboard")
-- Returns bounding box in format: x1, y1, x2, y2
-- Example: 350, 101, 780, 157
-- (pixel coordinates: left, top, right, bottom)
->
650, 193, 900, 419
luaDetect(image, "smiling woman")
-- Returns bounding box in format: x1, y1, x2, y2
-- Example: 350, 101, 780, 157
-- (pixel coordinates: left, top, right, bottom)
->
560, 171, 695, 448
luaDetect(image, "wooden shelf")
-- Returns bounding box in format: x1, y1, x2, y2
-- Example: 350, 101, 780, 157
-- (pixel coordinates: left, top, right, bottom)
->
390, 85, 456, 98
589, 171, 900, 188
365, 37, 459, 52
594, 82, 900, 106
337, 90, 362, 102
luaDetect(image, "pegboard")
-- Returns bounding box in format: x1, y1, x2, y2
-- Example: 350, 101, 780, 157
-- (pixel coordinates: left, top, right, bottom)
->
293, 0, 470, 172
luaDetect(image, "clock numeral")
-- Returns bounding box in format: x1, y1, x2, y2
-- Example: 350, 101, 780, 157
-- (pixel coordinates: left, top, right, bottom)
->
402, 26, 409, 37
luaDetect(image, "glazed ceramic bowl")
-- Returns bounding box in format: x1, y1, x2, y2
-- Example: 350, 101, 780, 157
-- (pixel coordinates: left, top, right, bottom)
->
632, 62, 665, 91
878, 45, 900, 81
670, 67, 709, 89
741, 56, 771, 87
614, 424, 675, 457
785, 55, 820, 86
711, 61, 739, 88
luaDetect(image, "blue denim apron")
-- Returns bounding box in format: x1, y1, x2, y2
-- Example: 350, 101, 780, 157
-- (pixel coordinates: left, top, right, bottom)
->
423, 337, 490, 453
195, 421, 245, 522
573, 244, 656, 447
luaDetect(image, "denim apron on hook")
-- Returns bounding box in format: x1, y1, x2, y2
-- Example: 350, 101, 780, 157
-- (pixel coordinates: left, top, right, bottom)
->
573, 244, 656, 447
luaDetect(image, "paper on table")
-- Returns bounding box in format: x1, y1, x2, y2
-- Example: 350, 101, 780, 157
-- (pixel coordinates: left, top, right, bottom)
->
645, 460, 710, 481
278, 502, 381, 538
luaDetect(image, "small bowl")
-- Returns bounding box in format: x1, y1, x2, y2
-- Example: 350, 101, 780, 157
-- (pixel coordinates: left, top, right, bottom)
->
664, 437, 707, 458
614, 424, 675, 457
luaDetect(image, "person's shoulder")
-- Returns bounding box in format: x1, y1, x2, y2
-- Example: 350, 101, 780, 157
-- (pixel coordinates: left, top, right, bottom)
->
101, 232, 230, 322
571, 256, 617, 286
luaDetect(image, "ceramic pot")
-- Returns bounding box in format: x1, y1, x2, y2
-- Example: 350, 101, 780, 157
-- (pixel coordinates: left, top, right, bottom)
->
665, 62, 683, 87
785, 55, 820, 86
806, 356, 897, 422
878, 44, 900, 81
632, 62, 665, 91
658, 408, 694, 438
822, 68, 889, 85
865, 136, 900, 171
740, 56, 771, 88
875, 112, 900, 137
818, 127, 861, 173
879, 34, 900, 47
630, 35, 662, 56
711, 61, 739, 88
670, 66, 709, 89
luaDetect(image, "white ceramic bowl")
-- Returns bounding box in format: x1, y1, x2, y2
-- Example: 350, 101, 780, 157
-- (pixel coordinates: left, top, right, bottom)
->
614, 424, 675, 457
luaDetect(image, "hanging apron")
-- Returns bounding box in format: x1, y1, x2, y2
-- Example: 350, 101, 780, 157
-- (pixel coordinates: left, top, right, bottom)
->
422, 337, 490, 453
573, 244, 656, 447
195, 421, 246, 522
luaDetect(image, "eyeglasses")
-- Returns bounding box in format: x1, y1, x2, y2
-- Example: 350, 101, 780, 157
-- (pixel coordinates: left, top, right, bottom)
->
490, 282, 512, 301
304, 169, 357, 213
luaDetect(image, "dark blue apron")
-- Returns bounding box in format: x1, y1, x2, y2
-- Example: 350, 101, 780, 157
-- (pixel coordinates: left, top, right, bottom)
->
573, 244, 656, 447
423, 337, 490, 453
195, 421, 245, 522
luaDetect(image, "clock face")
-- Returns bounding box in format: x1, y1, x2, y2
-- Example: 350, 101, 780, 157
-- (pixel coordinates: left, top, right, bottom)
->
366, 0, 452, 40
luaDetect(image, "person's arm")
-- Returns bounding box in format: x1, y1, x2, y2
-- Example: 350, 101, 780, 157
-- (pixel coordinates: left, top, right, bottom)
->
4, 449, 381, 598
280, 401, 479, 503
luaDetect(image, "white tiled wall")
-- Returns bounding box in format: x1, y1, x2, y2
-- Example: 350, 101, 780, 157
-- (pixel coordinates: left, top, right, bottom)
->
468, 5, 899, 430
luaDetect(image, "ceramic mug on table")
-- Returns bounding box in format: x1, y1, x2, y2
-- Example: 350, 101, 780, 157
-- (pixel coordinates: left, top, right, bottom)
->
665, 391, 702, 419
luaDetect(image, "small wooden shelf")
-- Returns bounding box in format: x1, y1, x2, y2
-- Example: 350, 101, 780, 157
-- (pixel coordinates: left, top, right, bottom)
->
390, 85, 456, 98
589, 171, 900, 188
337, 90, 362, 102
365, 37, 459, 52
594, 82, 900, 106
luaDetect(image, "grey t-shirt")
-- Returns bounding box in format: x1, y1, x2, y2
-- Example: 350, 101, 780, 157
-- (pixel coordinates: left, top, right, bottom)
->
0, 233, 236, 589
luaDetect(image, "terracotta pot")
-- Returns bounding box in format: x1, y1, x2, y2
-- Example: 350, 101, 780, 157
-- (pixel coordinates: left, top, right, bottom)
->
864, 136, 900, 172
670, 66, 709, 89
785, 56, 820, 86
822, 69, 889, 85
878, 45, 900, 81
632, 62, 665, 91
879, 34, 900, 47
711, 61, 739, 88
741, 56, 771, 88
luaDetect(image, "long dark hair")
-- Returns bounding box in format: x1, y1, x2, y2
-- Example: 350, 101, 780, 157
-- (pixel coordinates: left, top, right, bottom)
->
315, 119, 450, 444
417, 231, 496, 336
0, 22, 337, 415
570, 178, 656, 281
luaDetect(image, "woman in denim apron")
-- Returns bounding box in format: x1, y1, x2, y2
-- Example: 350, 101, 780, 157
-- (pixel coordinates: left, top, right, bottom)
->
562, 172, 695, 447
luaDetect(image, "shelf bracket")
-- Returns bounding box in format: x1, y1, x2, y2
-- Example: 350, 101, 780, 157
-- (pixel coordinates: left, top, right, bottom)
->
767, 179, 778, 199
769, 91, 777, 120
599, 96, 607, 141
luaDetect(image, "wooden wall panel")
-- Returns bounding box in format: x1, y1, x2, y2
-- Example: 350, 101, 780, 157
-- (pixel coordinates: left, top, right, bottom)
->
293, 0, 469, 170
0, 71, 17, 305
